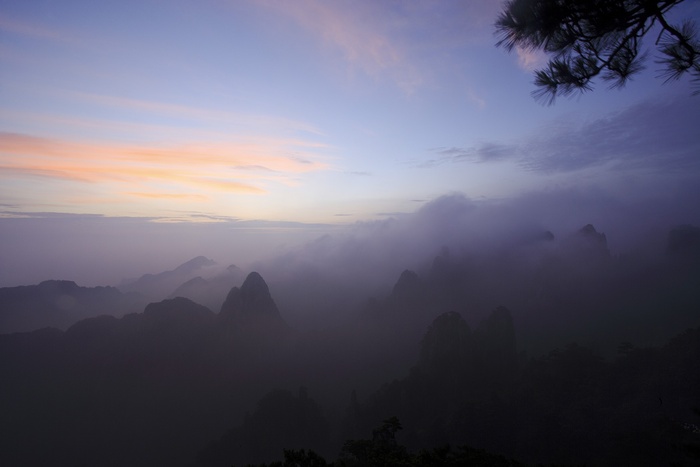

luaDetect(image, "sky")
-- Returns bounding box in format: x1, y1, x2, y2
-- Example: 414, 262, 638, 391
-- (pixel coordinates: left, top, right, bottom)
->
1, 0, 700, 286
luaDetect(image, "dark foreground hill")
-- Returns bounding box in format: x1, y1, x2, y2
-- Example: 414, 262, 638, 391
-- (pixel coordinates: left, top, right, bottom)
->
191, 307, 700, 467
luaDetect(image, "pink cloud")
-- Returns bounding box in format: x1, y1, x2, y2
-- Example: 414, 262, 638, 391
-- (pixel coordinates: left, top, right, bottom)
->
260, 0, 423, 92
70, 92, 324, 136
0, 15, 70, 42
125, 192, 210, 201
515, 45, 548, 72
0, 132, 331, 198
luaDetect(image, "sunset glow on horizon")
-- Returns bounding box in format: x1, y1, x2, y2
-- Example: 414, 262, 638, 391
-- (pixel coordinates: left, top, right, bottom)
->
2, 0, 700, 285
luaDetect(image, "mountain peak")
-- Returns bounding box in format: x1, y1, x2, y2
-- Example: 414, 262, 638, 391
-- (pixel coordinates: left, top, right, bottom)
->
419, 311, 473, 373
579, 224, 598, 235
562, 223, 610, 260
219, 272, 285, 326
174, 256, 216, 274
391, 270, 420, 299
240, 271, 269, 296
577, 224, 607, 245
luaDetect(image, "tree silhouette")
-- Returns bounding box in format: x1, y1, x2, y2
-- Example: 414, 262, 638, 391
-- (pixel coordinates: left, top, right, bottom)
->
495, 0, 700, 103
339, 417, 410, 467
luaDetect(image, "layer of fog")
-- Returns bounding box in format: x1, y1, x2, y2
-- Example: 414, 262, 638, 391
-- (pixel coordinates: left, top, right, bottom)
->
2, 181, 700, 465
251, 182, 700, 332
3, 180, 699, 290
0, 215, 333, 288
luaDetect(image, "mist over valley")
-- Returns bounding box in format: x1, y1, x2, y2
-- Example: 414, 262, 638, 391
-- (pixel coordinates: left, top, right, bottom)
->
3, 0, 700, 464
2, 192, 700, 466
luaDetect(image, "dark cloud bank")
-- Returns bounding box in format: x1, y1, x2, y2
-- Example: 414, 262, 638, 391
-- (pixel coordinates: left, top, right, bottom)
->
2, 179, 700, 466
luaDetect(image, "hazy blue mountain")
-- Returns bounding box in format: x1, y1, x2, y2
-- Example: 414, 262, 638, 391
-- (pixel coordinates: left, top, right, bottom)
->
218, 271, 290, 342
1, 226, 700, 467
168, 264, 243, 313
0, 272, 296, 467
0, 280, 144, 333
119, 256, 219, 301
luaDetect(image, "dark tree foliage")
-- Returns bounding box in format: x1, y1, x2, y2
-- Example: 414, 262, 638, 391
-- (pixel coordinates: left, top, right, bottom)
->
242, 418, 525, 467
495, 0, 700, 103
243, 448, 331, 467
339, 416, 410, 467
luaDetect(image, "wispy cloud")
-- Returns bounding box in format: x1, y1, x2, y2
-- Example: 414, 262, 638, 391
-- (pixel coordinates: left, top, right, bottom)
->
466, 87, 488, 109
515, 45, 548, 72
231, 164, 281, 173
420, 94, 700, 173
70, 92, 324, 136
345, 170, 372, 176
260, 0, 518, 95
0, 14, 72, 42
421, 143, 515, 167
0, 132, 331, 202
261, 0, 423, 92
126, 192, 210, 201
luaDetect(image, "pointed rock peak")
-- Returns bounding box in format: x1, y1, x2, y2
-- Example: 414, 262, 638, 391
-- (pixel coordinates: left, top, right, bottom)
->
518, 230, 555, 246
565, 224, 610, 259
577, 224, 607, 244
430, 246, 450, 270
392, 270, 420, 297
397, 269, 419, 285
219, 272, 284, 324
579, 224, 598, 235
420, 311, 473, 369
539, 230, 555, 242
240, 271, 269, 295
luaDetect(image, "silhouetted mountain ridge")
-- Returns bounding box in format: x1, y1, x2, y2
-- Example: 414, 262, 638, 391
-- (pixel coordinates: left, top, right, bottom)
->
1, 224, 700, 466
168, 264, 243, 313
0, 272, 297, 467
0, 280, 144, 334
219, 272, 289, 336
119, 256, 220, 302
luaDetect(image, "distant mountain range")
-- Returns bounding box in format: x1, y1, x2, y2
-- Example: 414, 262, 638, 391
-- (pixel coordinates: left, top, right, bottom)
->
0, 280, 144, 333
0, 256, 242, 334
119, 255, 244, 315
3, 223, 699, 350
1, 224, 699, 466
1, 267, 698, 466
0, 271, 295, 466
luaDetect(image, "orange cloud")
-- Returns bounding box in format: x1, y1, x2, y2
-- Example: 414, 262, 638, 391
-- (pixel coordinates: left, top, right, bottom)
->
0, 132, 330, 198
126, 192, 210, 201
